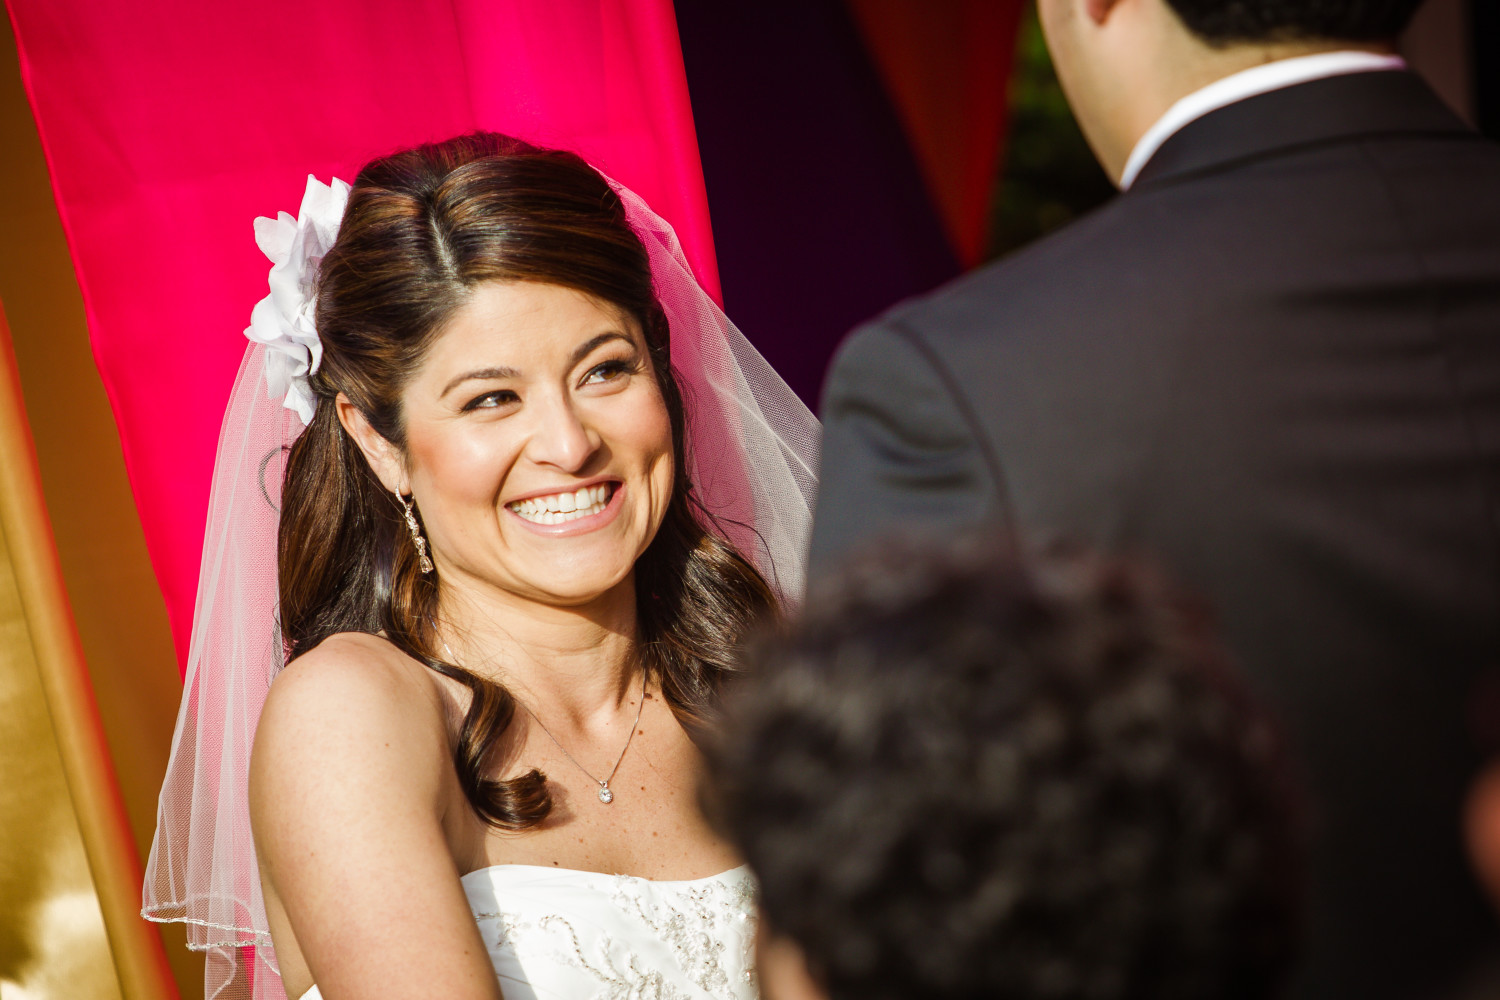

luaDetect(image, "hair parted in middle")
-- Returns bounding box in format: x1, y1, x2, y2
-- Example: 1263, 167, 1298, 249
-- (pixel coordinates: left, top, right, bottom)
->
277, 131, 777, 830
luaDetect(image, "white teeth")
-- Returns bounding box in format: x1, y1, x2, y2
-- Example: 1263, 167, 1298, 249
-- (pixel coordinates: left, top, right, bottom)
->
508, 484, 613, 524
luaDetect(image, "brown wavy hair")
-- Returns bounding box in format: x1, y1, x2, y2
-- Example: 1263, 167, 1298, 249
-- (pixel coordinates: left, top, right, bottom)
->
277, 132, 777, 829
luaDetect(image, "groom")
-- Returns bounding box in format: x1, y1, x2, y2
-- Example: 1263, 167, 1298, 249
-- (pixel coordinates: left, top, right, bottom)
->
809, 1, 1500, 997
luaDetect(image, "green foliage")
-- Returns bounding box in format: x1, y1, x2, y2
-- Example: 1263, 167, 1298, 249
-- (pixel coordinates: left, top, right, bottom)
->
987, 4, 1116, 259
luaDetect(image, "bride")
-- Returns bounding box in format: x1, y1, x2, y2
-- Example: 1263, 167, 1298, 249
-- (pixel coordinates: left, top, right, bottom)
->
144, 132, 818, 1000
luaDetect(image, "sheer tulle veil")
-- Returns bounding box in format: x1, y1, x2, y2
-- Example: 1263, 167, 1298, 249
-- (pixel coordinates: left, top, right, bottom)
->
141, 166, 821, 1000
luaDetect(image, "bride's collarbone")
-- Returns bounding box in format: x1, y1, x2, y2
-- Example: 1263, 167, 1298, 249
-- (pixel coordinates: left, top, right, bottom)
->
450, 717, 735, 881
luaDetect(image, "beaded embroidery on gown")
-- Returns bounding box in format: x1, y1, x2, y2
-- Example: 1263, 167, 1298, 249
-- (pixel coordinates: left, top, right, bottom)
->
298, 864, 758, 1000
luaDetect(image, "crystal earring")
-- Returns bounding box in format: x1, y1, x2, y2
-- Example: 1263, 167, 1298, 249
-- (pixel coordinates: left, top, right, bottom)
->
396, 490, 434, 574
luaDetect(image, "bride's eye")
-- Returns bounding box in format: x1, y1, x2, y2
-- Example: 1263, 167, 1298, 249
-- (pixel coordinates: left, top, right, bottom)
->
462, 389, 520, 411
581, 359, 636, 386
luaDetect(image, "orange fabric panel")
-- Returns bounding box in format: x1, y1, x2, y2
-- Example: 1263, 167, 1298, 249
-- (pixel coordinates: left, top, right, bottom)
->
846, 0, 1026, 266
0, 438, 122, 998
0, 298, 177, 999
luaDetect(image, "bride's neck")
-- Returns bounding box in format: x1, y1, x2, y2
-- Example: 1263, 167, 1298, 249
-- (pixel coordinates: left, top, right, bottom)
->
434, 574, 642, 720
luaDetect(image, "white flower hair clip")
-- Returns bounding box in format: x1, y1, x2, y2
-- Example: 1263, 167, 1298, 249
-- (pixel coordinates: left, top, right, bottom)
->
244, 174, 351, 426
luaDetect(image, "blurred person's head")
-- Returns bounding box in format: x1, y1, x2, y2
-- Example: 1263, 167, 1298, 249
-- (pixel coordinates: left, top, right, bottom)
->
709, 532, 1303, 1000
1035, 0, 1424, 181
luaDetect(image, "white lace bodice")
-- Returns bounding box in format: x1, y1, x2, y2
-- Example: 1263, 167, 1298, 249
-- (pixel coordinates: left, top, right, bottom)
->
298, 864, 758, 999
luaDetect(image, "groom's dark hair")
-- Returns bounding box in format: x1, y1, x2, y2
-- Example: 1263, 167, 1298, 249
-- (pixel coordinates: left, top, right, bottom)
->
1165, 0, 1424, 44
708, 532, 1304, 1000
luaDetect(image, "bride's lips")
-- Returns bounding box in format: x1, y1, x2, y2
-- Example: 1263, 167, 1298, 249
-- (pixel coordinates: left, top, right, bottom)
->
503, 479, 626, 536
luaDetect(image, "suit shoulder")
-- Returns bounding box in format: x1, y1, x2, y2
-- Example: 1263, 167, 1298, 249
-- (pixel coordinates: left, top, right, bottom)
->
867, 194, 1147, 353
811, 315, 1005, 573
821, 319, 971, 441
825, 316, 943, 391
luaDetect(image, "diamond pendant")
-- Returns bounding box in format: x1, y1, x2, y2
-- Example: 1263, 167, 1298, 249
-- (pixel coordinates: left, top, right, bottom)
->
597, 783, 614, 804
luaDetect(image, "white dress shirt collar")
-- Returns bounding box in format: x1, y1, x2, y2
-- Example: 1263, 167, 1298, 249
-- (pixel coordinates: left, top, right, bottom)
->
1118, 50, 1408, 190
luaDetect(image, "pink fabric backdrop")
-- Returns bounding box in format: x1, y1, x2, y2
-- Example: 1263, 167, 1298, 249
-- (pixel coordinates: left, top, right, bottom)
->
6, 0, 719, 671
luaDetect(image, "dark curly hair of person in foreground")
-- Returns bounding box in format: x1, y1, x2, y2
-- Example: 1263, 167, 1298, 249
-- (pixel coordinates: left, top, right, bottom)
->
707, 532, 1304, 1000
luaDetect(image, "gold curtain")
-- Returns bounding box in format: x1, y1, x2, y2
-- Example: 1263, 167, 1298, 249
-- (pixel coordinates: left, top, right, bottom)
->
0, 368, 120, 997
0, 304, 176, 997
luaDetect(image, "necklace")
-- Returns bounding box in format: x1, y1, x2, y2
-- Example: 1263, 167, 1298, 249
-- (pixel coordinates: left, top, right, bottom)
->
526, 676, 645, 804
442, 641, 645, 805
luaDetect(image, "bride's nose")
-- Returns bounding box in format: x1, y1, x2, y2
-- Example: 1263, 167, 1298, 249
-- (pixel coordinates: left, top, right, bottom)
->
523, 393, 600, 473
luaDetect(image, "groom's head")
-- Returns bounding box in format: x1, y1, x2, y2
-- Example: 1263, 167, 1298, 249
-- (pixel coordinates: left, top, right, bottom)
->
1038, 0, 1426, 182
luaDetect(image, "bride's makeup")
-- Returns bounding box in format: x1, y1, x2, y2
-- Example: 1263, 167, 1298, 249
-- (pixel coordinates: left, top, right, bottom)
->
395, 279, 674, 608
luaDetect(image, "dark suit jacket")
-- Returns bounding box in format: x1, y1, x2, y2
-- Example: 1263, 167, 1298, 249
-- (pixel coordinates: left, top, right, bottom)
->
811, 70, 1500, 999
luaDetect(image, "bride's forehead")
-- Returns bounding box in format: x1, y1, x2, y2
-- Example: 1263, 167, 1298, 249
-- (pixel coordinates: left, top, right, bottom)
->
426, 281, 636, 360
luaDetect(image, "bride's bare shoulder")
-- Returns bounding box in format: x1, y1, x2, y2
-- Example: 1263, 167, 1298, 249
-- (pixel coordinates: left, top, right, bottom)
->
264, 632, 445, 724
250, 632, 451, 818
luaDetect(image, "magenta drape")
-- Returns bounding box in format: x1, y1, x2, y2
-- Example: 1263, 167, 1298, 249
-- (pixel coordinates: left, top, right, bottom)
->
5, 0, 719, 670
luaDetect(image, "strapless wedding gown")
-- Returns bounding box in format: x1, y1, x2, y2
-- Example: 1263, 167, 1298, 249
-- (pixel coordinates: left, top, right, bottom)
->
299, 864, 758, 999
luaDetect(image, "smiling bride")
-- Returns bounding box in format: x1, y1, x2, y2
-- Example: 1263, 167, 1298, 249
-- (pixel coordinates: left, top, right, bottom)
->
143, 132, 819, 1000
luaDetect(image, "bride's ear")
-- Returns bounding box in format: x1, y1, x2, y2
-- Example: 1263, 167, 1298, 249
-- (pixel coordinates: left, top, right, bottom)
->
335, 392, 407, 494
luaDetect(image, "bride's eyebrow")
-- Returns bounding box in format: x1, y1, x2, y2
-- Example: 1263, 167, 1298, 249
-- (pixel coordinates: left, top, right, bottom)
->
438, 332, 635, 398
570, 331, 634, 366
440, 365, 520, 399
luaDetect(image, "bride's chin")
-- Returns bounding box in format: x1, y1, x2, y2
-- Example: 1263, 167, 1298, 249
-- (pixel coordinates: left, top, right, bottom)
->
494, 560, 639, 608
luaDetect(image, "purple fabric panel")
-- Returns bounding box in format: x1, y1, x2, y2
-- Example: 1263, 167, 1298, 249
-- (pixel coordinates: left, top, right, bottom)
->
676, 0, 960, 409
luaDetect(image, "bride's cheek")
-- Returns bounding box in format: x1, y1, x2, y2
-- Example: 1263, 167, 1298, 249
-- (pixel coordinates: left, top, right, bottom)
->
642, 414, 675, 517
436, 433, 516, 503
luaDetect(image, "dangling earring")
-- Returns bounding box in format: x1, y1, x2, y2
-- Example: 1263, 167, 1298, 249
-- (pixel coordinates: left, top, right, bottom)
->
396, 490, 434, 574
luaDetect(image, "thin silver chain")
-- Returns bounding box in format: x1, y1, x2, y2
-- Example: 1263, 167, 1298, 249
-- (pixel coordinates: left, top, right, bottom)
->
442, 640, 644, 803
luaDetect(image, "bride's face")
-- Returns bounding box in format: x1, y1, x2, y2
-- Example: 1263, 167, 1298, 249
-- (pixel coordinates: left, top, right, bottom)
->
391, 280, 674, 607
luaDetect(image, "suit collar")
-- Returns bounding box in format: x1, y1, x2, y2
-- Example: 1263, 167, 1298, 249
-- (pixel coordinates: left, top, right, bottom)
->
1130, 70, 1472, 189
